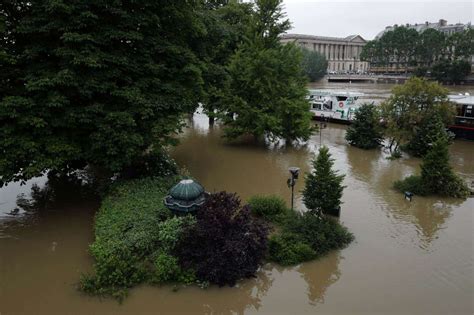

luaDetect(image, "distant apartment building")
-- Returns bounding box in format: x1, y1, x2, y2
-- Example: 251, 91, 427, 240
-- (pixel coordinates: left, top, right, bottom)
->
375, 19, 473, 73
280, 34, 369, 73
376, 19, 471, 39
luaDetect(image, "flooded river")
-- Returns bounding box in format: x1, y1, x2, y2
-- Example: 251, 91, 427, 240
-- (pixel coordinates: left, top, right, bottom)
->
1, 83, 473, 314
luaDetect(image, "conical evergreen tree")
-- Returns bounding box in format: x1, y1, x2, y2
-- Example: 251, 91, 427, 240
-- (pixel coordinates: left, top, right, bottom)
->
345, 103, 384, 149
303, 146, 345, 215
420, 137, 469, 197
405, 112, 450, 157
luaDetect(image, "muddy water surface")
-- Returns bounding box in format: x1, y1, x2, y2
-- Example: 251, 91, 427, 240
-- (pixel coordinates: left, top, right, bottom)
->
1, 84, 473, 315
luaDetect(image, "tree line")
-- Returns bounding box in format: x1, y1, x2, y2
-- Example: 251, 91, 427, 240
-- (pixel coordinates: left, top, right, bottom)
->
360, 26, 473, 82
0, 0, 314, 186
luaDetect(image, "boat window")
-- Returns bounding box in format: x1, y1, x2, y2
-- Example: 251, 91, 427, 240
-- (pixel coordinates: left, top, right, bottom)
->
312, 103, 322, 110
336, 96, 348, 101
323, 101, 332, 110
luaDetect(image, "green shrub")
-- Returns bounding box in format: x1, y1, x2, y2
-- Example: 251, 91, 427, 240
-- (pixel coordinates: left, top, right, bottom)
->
268, 213, 354, 266
283, 214, 354, 256
248, 195, 289, 222
393, 175, 427, 195
268, 233, 316, 266
158, 216, 196, 253
79, 176, 183, 297
153, 253, 183, 283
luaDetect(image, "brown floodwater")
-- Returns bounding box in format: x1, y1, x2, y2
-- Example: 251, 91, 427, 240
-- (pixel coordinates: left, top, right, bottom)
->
1, 83, 473, 314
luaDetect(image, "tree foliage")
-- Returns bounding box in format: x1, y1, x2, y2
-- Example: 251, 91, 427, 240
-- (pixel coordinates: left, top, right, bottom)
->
380, 77, 455, 154
303, 146, 345, 215
0, 0, 206, 186
361, 26, 473, 81
345, 103, 384, 149
198, 1, 253, 124
301, 48, 328, 82
175, 192, 269, 286
394, 138, 470, 198
221, 0, 313, 142
403, 112, 452, 157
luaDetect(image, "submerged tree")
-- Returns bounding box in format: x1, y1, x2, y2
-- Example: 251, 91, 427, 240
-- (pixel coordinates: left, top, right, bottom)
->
380, 77, 455, 155
199, 1, 253, 126
0, 0, 206, 186
404, 112, 451, 157
303, 146, 345, 215
420, 138, 469, 198
221, 0, 313, 142
345, 103, 384, 149
394, 137, 470, 198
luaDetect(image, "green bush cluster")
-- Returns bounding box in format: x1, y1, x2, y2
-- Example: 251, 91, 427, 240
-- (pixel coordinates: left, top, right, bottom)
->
267, 212, 354, 266
394, 138, 470, 198
248, 195, 288, 222
79, 176, 195, 298
248, 194, 354, 266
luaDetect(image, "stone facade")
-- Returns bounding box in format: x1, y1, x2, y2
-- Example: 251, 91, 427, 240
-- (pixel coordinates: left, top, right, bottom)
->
280, 34, 369, 73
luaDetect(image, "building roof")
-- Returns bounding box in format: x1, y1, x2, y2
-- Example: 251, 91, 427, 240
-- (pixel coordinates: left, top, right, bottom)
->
280, 33, 366, 43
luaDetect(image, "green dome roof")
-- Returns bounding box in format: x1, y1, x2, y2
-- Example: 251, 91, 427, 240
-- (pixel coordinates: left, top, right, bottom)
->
169, 179, 204, 201
164, 179, 208, 214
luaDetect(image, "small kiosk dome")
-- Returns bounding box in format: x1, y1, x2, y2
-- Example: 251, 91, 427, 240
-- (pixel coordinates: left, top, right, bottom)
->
164, 179, 207, 214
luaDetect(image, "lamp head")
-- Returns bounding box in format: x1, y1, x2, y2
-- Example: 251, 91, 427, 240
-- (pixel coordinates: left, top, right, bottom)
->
289, 167, 300, 179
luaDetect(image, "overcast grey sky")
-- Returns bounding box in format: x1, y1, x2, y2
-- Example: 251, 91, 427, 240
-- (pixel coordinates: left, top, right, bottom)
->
282, 0, 473, 39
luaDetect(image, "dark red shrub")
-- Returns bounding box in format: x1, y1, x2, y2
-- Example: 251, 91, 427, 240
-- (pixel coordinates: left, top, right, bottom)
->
175, 191, 268, 286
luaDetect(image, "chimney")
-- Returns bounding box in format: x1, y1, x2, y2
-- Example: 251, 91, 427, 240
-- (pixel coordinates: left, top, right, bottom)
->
439, 19, 447, 26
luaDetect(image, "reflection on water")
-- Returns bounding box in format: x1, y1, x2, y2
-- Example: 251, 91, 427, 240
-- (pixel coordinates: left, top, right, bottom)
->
298, 252, 341, 305
1, 83, 473, 314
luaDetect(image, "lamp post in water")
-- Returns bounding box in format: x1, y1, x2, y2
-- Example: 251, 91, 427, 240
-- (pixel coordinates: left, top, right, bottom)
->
287, 167, 300, 210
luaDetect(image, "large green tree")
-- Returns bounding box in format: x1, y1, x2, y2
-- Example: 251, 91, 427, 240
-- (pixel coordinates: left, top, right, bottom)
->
380, 77, 455, 154
0, 0, 205, 186
198, 0, 253, 126
221, 0, 313, 142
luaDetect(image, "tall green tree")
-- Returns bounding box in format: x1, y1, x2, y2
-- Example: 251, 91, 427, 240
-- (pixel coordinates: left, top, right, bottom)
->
301, 48, 328, 82
0, 0, 205, 186
404, 112, 451, 157
199, 1, 253, 126
380, 77, 455, 154
420, 137, 469, 198
221, 0, 313, 142
303, 146, 345, 215
345, 103, 384, 149
416, 28, 446, 66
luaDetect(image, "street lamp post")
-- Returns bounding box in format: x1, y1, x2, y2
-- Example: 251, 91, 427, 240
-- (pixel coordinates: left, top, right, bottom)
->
287, 167, 300, 210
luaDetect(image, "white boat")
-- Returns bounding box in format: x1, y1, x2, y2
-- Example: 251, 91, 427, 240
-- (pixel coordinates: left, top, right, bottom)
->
307, 89, 364, 123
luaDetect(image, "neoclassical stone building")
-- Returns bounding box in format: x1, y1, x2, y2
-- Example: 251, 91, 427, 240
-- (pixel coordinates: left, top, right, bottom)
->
280, 34, 369, 73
